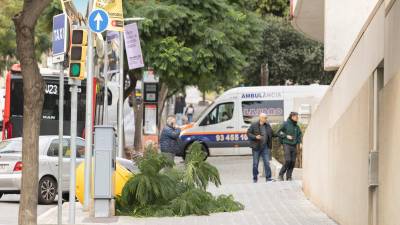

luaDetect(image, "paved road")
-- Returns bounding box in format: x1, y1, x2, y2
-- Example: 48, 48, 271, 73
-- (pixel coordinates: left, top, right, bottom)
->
38, 156, 338, 225
0, 194, 55, 225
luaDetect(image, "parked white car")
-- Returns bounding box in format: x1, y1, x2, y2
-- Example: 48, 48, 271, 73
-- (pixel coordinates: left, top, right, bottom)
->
0, 136, 137, 204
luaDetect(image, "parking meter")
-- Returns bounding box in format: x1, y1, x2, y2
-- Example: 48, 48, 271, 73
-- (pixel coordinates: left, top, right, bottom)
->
93, 125, 116, 218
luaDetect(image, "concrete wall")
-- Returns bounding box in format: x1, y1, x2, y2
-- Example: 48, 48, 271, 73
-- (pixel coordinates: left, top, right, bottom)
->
379, 1, 400, 224
378, 68, 400, 225
303, 81, 372, 225
384, 0, 400, 84
303, 2, 385, 225
324, 0, 379, 70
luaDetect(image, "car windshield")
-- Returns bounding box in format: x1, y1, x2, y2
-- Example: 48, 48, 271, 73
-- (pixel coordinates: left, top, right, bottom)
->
0, 140, 22, 154
194, 102, 214, 123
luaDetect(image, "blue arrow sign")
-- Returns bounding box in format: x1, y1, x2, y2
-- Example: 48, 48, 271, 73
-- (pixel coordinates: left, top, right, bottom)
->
89, 9, 109, 33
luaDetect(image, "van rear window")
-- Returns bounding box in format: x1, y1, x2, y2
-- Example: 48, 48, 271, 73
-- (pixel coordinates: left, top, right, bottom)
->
242, 100, 284, 124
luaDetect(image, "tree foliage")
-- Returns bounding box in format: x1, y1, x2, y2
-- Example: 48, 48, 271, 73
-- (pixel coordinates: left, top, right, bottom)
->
242, 16, 334, 85
228, 0, 289, 17
0, 0, 61, 71
124, 0, 264, 94
254, 0, 289, 17
0, 0, 22, 70
117, 143, 243, 217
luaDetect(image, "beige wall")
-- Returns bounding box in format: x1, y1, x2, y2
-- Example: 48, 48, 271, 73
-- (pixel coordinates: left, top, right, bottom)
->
303, 0, 400, 224
384, 0, 400, 84
303, 2, 385, 225
303, 81, 372, 225
378, 70, 400, 225
379, 1, 400, 224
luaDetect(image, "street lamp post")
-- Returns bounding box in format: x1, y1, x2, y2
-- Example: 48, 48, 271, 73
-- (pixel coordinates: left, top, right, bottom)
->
118, 31, 124, 158
117, 17, 145, 158
83, 0, 95, 212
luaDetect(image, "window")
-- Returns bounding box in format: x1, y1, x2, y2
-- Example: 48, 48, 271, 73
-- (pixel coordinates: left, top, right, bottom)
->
10, 78, 87, 122
200, 102, 234, 126
47, 138, 86, 158
10, 79, 23, 117
47, 139, 69, 157
242, 100, 284, 124
0, 140, 22, 154
61, 83, 87, 122
76, 139, 86, 158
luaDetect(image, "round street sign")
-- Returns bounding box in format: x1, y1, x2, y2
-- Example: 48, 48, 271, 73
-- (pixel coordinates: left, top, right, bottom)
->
88, 9, 109, 33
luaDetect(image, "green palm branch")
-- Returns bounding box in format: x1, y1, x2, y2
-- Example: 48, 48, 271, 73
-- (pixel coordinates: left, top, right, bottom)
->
183, 142, 221, 190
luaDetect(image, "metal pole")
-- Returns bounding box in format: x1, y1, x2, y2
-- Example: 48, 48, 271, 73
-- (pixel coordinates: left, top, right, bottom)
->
57, 63, 64, 225
84, 0, 94, 209
103, 40, 109, 124
118, 32, 124, 157
68, 80, 79, 224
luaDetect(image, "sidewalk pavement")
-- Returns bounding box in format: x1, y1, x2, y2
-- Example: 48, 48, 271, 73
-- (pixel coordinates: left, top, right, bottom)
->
38, 156, 338, 225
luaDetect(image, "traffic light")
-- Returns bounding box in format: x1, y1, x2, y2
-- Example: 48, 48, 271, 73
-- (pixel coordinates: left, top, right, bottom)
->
68, 29, 87, 80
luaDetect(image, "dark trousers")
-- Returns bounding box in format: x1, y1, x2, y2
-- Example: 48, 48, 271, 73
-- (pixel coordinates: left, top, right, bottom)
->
252, 146, 272, 180
279, 144, 297, 179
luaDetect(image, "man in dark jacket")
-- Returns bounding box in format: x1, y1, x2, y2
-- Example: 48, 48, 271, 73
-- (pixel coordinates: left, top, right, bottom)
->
174, 95, 186, 126
160, 115, 181, 161
277, 112, 302, 181
247, 113, 274, 182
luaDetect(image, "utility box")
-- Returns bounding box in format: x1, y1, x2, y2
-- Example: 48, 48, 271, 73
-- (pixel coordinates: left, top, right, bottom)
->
93, 125, 116, 218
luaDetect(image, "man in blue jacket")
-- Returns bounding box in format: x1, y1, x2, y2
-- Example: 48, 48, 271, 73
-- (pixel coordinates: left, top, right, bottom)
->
160, 115, 181, 161
247, 113, 274, 183
277, 112, 302, 181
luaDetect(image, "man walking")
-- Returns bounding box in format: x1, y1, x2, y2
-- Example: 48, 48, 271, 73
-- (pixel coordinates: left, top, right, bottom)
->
174, 95, 186, 126
247, 113, 274, 182
160, 115, 181, 161
277, 112, 302, 181
185, 104, 195, 123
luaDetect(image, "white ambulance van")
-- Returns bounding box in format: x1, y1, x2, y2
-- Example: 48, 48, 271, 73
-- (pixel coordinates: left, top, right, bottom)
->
178, 85, 328, 157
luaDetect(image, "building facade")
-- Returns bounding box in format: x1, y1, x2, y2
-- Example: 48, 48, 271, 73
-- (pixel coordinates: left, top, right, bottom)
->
291, 0, 400, 225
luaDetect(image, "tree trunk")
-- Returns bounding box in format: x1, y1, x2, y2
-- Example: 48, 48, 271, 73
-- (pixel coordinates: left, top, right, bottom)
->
13, 1, 50, 225
157, 83, 168, 130
260, 63, 269, 86
122, 71, 143, 153
133, 97, 143, 152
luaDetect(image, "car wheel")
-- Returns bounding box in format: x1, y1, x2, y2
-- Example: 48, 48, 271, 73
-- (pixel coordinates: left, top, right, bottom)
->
184, 143, 209, 160
38, 176, 57, 205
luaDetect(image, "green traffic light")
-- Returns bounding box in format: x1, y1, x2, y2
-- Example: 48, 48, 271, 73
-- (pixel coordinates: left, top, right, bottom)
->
70, 63, 80, 77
